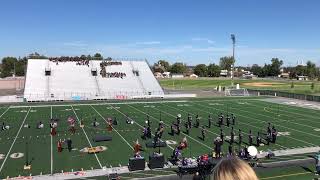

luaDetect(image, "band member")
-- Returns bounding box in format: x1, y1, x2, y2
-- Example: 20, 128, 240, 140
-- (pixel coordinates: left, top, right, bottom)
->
187, 113, 192, 129
226, 115, 230, 127
220, 128, 224, 144
238, 129, 243, 145
80, 119, 84, 128
201, 126, 206, 141
66, 138, 72, 152
147, 126, 152, 138
176, 114, 181, 125
267, 122, 272, 135
266, 131, 272, 145
107, 118, 113, 132
231, 114, 236, 125
256, 132, 261, 147
57, 139, 63, 152
170, 123, 175, 136
214, 137, 223, 158
185, 122, 189, 135
158, 121, 165, 138
142, 125, 148, 139
194, 115, 200, 128
153, 132, 159, 148
230, 127, 235, 144
37, 121, 44, 129
176, 124, 181, 135
228, 144, 233, 156
248, 130, 253, 146
134, 139, 142, 154
272, 126, 278, 143
50, 121, 57, 136
68, 117, 76, 134
208, 114, 212, 128
178, 137, 188, 150
146, 115, 150, 127
92, 118, 99, 127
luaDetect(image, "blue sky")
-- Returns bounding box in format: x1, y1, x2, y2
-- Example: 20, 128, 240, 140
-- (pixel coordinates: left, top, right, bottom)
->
0, 0, 319, 66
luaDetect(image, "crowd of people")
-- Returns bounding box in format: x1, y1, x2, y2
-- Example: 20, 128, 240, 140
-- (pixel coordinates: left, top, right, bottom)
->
99, 61, 124, 78
49, 56, 90, 66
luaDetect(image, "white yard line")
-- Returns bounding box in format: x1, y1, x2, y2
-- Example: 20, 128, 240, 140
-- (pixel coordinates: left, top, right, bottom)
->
90, 105, 134, 150
104, 104, 175, 150
71, 106, 103, 169
0, 107, 31, 174
133, 105, 213, 150
0, 106, 10, 119
50, 106, 53, 175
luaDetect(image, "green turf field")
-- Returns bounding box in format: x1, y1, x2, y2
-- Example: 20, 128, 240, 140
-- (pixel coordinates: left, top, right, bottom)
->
0, 97, 319, 179
159, 78, 320, 95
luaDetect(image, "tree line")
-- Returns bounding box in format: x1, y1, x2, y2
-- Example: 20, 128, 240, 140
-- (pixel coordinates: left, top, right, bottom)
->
153, 57, 320, 80
0, 52, 107, 78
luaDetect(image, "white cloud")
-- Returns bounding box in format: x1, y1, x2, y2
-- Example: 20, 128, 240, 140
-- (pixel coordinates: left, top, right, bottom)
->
192, 38, 215, 44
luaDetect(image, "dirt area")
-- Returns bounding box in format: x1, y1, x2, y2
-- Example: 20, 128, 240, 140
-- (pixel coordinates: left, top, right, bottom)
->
242, 82, 285, 87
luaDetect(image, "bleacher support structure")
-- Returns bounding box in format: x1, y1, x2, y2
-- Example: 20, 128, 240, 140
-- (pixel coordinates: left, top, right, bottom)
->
24, 59, 164, 102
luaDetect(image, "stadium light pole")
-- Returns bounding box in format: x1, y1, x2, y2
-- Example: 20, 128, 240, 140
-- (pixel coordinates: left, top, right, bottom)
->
231, 34, 236, 86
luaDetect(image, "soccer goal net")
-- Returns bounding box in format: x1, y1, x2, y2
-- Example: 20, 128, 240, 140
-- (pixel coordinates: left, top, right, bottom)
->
225, 88, 250, 96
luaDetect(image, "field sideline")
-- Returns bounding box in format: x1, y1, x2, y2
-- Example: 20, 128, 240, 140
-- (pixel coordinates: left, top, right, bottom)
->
0, 97, 319, 179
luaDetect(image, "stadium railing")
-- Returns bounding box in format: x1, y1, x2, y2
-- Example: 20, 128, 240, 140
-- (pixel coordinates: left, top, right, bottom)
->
248, 89, 320, 102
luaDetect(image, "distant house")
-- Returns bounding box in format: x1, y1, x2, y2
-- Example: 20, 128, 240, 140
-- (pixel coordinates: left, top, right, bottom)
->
162, 72, 171, 78
154, 72, 163, 78
297, 75, 308, 81
220, 70, 228, 77
171, 74, 184, 79
189, 74, 198, 78
279, 72, 290, 78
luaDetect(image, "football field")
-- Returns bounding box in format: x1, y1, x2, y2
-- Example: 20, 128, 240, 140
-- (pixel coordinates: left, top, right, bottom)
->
0, 97, 319, 179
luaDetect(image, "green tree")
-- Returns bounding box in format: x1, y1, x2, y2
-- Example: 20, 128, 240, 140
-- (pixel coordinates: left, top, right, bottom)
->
311, 82, 315, 90
269, 58, 283, 76
207, 63, 221, 77
219, 56, 235, 70
157, 60, 170, 71
291, 81, 294, 88
0, 57, 17, 78
87, 55, 92, 60
93, 53, 103, 60
193, 64, 207, 77
170, 62, 187, 74
306, 61, 317, 79
251, 64, 263, 77
80, 55, 87, 60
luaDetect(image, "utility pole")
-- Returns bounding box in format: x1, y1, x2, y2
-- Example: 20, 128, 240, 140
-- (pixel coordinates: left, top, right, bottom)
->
231, 34, 236, 86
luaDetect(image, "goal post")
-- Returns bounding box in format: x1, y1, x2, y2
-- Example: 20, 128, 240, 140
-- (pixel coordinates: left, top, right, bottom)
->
225, 88, 250, 96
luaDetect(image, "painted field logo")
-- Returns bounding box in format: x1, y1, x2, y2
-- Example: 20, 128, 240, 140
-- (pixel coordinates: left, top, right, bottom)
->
30, 110, 37, 113
165, 140, 177, 145
0, 154, 5, 160
80, 146, 107, 153
10, 152, 24, 159
314, 128, 320, 132
277, 132, 290, 136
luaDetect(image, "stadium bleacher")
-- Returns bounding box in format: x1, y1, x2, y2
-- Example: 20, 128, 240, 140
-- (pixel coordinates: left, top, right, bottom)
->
23, 59, 164, 101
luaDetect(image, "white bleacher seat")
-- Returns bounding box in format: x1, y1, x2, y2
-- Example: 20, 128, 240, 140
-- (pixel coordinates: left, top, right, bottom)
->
23, 59, 164, 101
